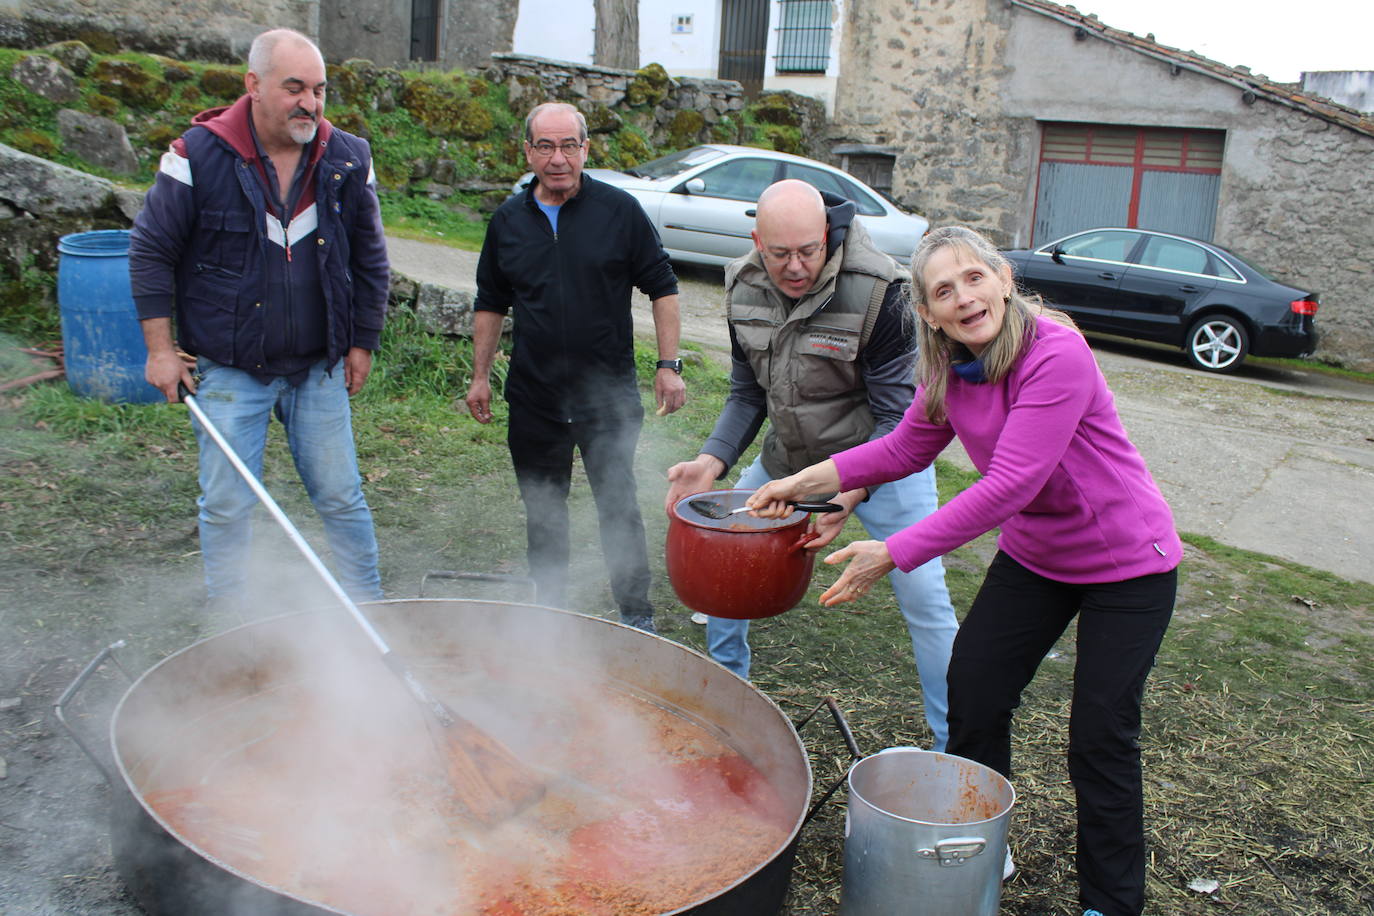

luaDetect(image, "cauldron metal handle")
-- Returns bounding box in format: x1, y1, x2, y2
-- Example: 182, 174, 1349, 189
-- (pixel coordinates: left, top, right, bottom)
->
790, 531, 821, 552
793, 696, 864, 826
53, 639, 131, 784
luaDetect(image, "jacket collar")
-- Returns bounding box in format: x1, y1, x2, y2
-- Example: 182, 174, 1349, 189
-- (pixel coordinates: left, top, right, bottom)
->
193, 94, 335, 170
522, 172, 597, 210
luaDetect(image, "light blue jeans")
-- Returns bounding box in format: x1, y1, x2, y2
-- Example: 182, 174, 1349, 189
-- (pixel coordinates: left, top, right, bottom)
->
707, 456, 959, 750
191, 358, 382, 602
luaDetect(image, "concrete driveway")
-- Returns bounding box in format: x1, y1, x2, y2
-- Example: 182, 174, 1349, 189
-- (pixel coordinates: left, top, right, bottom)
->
387, 235, 1374, 585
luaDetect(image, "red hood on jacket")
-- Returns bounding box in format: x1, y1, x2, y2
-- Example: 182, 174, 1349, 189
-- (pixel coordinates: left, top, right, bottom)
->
191, 94, 335, 171
184, 94, 335, 219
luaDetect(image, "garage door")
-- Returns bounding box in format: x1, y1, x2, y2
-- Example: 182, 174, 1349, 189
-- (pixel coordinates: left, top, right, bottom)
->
1031, 123, 1223, 245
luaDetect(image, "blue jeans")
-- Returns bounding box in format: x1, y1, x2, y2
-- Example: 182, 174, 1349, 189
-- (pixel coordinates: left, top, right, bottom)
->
191, 358, 382, 602
706, 456, 959, 750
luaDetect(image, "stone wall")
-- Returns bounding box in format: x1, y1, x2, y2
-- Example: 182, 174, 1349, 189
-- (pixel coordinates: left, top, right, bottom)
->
480, 53, 830, 163
0, 142, 140, 282
0, 0, 316, 62
483, 53, 747, 145
319, 0, 517, 71
1215, 104, 1374, 367
831, 0, 1025, 239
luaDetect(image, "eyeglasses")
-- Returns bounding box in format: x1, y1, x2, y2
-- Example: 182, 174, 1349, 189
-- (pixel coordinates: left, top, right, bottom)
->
762, 242, 825, 265
528, 140, 585, 158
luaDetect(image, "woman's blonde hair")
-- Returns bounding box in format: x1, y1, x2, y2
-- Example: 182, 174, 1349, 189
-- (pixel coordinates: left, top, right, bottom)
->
908, 226, 1078, 423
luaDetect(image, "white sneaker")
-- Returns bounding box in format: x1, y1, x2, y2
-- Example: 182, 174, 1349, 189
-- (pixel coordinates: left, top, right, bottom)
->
1003, 847, 1015, 881
690, 612, 708, 625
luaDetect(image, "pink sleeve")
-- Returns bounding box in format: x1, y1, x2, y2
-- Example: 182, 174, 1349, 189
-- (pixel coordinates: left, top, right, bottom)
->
832, 389, 955, 491
879, 337, 1098, 571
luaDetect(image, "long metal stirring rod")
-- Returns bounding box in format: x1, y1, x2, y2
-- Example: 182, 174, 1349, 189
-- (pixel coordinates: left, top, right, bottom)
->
180, 388, 458, 727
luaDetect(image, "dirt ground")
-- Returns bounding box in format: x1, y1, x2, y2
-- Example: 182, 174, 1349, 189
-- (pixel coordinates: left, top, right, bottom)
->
2, 290, 1372, 915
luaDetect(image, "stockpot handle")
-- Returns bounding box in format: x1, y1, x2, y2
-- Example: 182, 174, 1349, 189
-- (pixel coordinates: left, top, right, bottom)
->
919, 836, 988, 867
53, 640, 131, 784
794, 696, 863, 826
419, 570, 539, 601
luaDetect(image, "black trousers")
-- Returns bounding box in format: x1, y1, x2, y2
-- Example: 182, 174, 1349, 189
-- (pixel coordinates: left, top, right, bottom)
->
946, 551, 1176, 916
506, 405, 653, 619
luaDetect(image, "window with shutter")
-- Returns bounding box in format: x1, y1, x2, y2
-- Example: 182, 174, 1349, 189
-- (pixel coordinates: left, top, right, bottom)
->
1032, 123, 1225, 244
776, 0, 832, 73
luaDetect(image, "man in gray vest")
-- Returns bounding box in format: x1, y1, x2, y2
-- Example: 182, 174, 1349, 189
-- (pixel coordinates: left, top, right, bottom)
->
664, 179, 958, 750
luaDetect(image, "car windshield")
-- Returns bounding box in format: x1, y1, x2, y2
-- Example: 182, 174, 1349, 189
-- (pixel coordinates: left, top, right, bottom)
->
626, 146, 726, 179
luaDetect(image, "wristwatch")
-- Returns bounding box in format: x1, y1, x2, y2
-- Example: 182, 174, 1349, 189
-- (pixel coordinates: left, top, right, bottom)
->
656, 358, 683, 373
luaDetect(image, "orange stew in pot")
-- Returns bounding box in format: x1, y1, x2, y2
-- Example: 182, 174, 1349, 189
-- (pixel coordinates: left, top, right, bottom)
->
144, 684, 792, 916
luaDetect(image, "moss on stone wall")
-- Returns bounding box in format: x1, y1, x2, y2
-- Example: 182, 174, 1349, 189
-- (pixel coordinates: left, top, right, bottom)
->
46, 41, 93, 76
626, 62, 669, 107
582, 103, 622, 134
198, 66, 243, 101
1, 43, 796, 274
757, 124, 802, 154
91, 59, 170, 110
9, 128, 58, 157
85, 92, 119, 117
329, 110, 369, 139
400, 79, 494, 140
750, 94, 801, 127
667, 109, 705, 147
73, 29, 119, 55
143, 123, 182, 151
152, 56, 193, 83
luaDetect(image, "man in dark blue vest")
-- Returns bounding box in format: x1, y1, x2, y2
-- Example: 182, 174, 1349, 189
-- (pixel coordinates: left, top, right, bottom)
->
130, 28, 390, 610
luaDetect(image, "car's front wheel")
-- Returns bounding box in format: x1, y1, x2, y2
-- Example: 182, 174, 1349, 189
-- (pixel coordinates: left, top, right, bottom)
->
1185, 314, 1249, 373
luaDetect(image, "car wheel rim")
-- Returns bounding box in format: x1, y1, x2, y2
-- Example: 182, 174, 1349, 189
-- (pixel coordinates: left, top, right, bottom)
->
1191, 322, 1241, 370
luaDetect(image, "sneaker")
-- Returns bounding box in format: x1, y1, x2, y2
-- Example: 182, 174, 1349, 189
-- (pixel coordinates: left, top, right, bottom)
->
1003, 847, 1015, 881
621, 614, 657, 634
690, 611, 708, 625
1083, 910, 1106, 916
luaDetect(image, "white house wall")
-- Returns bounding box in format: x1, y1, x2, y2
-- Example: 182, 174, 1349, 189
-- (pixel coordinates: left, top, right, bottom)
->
514, 0, 596, 65
640, 0, 720, 77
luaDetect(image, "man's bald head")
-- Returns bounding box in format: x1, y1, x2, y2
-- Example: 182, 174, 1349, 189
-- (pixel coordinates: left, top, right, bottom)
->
755, 179, 826, 240
752, 179, 829, 299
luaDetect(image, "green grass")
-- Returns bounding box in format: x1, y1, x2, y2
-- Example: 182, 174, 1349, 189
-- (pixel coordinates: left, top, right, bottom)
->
1255, 354, 1374, 384
377, 193, 490, 250
0, 259, 60, 339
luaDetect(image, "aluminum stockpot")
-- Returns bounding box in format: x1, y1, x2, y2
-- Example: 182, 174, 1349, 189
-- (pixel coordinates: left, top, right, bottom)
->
840, 748, 1015, 916
97, 600, 813, 915
666, 489, 818, 619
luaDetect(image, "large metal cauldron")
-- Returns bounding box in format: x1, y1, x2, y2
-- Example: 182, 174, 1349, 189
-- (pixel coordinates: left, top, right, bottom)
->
80, 600, 814, 915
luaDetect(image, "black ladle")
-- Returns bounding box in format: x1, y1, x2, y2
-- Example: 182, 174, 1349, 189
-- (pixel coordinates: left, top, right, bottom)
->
687, 496, 842, 519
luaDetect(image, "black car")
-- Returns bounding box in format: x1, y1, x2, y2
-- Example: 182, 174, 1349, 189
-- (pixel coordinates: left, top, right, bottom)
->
1002, 228, 1319, 372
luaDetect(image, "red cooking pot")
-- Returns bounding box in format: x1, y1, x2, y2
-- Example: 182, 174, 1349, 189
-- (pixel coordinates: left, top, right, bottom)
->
666, 489, 820, 620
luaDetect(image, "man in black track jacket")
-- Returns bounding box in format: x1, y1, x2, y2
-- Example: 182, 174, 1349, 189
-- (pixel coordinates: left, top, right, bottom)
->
465, 102, 686, 633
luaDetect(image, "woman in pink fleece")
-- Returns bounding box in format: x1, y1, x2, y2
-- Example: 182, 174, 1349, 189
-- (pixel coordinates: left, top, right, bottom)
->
748, 226, 1179, 916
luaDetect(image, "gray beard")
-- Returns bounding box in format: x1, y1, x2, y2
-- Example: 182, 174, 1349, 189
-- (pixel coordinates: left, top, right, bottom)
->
288, 119, 318, 144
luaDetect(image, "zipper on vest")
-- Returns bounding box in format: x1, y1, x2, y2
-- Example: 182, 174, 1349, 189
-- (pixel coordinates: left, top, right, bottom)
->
281, 217, 295, 356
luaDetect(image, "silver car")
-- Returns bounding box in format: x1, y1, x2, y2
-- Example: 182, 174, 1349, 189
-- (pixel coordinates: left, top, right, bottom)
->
516, 144, 929, 267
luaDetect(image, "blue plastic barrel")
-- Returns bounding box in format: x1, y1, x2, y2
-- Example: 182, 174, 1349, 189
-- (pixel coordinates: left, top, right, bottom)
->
57, 229, 162, 404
